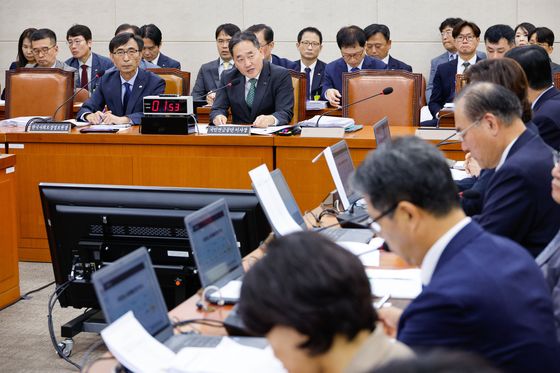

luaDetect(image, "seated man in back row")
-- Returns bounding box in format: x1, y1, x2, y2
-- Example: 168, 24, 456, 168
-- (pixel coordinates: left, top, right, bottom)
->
210, 31, 293, 127
77, 32, 165, 125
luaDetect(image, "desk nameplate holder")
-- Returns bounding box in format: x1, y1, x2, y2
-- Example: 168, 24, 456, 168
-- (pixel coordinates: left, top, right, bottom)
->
26, 122, 72, 133
300, 127, 345, 138
207, 125, 251, 136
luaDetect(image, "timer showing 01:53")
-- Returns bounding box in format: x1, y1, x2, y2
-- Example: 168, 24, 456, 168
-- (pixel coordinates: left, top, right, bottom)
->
151, 100, 181, 112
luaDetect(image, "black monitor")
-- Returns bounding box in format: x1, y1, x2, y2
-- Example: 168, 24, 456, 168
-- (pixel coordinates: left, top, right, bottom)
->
39, 183, 271, 310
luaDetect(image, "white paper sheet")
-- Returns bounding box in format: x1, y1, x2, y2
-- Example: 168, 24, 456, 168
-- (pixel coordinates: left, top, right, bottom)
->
250, 125, 291, 135
451, 168, 470, 181
299, 115, 354, 128
366, 268, 422, 299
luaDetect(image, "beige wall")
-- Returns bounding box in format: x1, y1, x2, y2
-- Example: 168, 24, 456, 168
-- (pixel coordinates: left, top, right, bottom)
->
1, 0, 559, 91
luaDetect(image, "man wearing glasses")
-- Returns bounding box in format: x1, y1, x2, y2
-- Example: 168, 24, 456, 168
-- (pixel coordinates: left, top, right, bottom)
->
65, 24, 114, 93
246, 24, 298, 71
427, 20, 485, 124
77, 33, 165, 125
295, 27, 326, 100
322, 25, 387, 108
29, 28, 79, 88
352, 135, 560, 372
455, 82, 560, 257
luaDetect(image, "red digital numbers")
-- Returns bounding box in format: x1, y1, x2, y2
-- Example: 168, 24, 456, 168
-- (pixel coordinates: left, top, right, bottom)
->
150, 100, 182, 112
151, 100, 160, 111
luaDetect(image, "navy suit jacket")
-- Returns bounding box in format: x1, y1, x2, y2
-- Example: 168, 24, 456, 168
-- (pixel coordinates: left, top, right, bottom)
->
429, 56, 483, 117
156, 53, 181, 69
77, 68, 165, 124
191, 58, 220, 100
398, 221, 560, 373
296, 59, 326, 99
387, 55, 412, 72
474, 129, 560, 257
532, 87, 560, 150
271, 54, 298, 71
210, 61, 294, 125
65, 52, 114, 92
322, 55, 387, 96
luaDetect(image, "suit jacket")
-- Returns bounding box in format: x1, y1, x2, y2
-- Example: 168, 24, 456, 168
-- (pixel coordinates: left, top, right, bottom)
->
473, 129, 560, 257
209, 61, 294, 125
322, 55, 387, 96
552, 61, 560, 74
428, 56, 484, 117
296, 59, 326, 99
191, 58, 220, 100
156, 53, 181, 69
271, 54, 298, 70
398, 221, 560, 373
65, 52, 114, 92
426, 50, 486, 102
536, 229, 560, 343
532, 86, 560, 150
387, 55, 412, 72
77, 68, 165, 124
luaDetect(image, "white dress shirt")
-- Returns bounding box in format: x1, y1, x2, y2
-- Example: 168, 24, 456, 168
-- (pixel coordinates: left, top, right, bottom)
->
456, 55, 477, 74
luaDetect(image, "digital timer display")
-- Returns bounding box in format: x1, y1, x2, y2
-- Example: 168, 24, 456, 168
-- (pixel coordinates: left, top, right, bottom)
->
143, 96, 193, 116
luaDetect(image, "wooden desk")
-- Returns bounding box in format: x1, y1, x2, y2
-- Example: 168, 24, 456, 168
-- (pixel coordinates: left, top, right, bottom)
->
0, 103, 82, 121
437, 109, 455, 127
195, 106, 341, 124
0, 154, 20, 308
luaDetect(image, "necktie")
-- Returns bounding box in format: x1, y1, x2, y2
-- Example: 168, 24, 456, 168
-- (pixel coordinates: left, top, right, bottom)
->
350, 67, 360, 72
246, 78, 257, 108
122, 82, 131, 112
81, 65, 88, 89
449, 54, 457, 61
304, 67, 312, 99
462, 61, 471, 72
223, 61, 230, 70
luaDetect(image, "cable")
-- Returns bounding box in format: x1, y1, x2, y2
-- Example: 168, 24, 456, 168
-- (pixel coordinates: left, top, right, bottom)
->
0, 280, 56, 312
172, 318, 226, 329
79, 339, 106, 373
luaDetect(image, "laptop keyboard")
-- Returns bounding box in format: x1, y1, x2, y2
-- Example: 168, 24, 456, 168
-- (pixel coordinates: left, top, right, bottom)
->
321, 228, 346, 240
166, 333, 223, 352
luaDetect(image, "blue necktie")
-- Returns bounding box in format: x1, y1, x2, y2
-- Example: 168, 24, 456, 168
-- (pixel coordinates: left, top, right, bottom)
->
350, 67, 360, 72
122, 82, 131, 112
304, 67, 312, 99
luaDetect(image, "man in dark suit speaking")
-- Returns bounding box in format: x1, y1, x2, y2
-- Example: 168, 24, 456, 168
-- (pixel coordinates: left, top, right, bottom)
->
210, 31, 294, 127
352, 135, 560, 373
77, 33, 165, 124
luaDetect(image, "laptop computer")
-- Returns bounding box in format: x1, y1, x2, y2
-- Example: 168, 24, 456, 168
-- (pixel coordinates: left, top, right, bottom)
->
184, 198, 244, 305
373, 116, 391, 146
323, 140, 363, 211
266, 168, 372, 243
91, 247, 266, 353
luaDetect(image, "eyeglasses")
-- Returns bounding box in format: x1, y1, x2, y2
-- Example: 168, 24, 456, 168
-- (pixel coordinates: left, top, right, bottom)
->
440, 30, 453, 37
67, 39, 85, 47
341, 49, 364, 60
32, 45, 56, 55
369, 203, 398, 235
455, 118, 482, 141
456, 34, 476, 42
112, 48, 140, 57
217, 38, 232, 45
300, 41, 321, 48
143, 45, 158, 52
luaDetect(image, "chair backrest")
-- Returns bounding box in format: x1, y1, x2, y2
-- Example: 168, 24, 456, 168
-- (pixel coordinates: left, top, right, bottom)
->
455, 73, 467, 93
5, 68, 74, 121
420, 75, 427, 107
147, 68, 190, 95
342, 70, 422, 126
554, 72, 560, 89
288, 70, 307, 125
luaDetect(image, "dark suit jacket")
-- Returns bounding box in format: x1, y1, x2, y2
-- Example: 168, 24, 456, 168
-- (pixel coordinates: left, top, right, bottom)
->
191, 58, 220, 100
532, 87, 560, 150
398, 221, 560, 373
473, 129, 560, 257
65, 52, 114, 92
322, 55, 387, 96
271, 54, 298, 71
429, 57, 483, 117
296, 59, 326, 99
77, 68, 165, 124
156, 53, 181, 69
387, 55, 412, 72
209, 61, 294, 125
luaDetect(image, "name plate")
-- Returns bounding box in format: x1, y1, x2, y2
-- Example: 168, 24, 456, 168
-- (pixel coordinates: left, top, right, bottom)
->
207, 125, 251, 136
26, 122, 72, 133
300, 127, 345, 138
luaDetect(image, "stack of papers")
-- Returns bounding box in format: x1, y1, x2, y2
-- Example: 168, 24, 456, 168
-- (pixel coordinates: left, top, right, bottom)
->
306, 100, 328, 110
366, 268, 422, 299
0, 116, 49, 127
299, 115, 355, 128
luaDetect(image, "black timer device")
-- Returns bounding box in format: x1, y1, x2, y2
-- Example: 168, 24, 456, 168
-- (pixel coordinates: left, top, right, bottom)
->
141, 95, 196, 135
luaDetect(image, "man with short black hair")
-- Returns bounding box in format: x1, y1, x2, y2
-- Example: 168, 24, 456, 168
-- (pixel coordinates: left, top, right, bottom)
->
506, 45, 560, 150
529, 27, 560, 73
30, 28, 79, 87
238, 231, 413, 373
483, 24, 515, 59
191, 23, 240, 104
113, 24, 157, 69
352, 134, 560, 373
455, 82, 560, 256
246, 24, 297, 70
65, 24, 114, 92
295, 27, 326, 100
77, 33, 165, 124
210, 31, 293, 127
140, 24, 181, 69
364, 23, 412, 71
323, 25, 387, 107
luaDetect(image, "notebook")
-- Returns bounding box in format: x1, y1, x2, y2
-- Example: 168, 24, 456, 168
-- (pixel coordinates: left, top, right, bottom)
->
184, 198, 244, 304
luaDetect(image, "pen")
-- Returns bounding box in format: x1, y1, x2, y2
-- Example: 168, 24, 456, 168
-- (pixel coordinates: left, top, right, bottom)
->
312, 150, 324, 163
374, 294, 391, 309
101, 105, 108, 122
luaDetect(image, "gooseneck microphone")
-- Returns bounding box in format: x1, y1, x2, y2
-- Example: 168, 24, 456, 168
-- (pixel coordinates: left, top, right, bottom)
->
196, 78, 241, 100
51, 69, 106, 121
316, 86, 394, 127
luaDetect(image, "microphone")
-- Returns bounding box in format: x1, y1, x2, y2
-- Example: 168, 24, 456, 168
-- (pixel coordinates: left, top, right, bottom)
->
436, 108, 455, 128
316, 86, 393, 127
51, 69, 106, 121
435, 131, 461, 147
315, 210, 372, 232
196, 78, 241, 101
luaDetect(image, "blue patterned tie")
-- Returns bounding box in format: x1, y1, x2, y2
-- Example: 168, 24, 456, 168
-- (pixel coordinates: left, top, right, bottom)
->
305, 67, 312, 99
122, 82, 131, 112
350, 67, 360, 72
246, 78, 257, 108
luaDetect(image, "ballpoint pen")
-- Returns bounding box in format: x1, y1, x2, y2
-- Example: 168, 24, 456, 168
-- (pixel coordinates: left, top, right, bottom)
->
374, 294, 391, 309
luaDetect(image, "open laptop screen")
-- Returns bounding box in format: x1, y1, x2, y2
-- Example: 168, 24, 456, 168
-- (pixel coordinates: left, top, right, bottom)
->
325, 140, 360, 210
373, 116, 391, 146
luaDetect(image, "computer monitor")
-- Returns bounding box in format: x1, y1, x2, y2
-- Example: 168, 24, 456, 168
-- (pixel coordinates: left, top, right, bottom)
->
39, 183, 271, 310
324, 140, 361, 210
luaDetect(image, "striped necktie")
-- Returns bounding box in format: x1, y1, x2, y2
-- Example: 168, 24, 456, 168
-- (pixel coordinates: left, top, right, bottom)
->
246, 79, 257, 108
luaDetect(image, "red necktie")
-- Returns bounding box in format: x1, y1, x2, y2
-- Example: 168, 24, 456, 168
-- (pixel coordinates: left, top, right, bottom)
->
81, 65, 89, 88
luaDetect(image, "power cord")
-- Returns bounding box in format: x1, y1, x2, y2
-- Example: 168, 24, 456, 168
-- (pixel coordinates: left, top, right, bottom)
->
172, 318, 226, 329
0, 280, 55, 312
